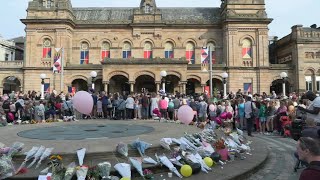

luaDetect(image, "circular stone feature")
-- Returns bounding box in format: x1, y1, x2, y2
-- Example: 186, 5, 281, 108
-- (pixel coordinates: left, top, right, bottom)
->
17, 124, 155, 140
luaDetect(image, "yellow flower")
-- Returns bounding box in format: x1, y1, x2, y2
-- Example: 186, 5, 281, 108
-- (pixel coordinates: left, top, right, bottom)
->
56, 155, 63, 160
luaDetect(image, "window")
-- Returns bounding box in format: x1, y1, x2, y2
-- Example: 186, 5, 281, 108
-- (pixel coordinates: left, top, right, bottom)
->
144, 42, 153, 59
80, 42, 89, 64
5, 54, 9, 61
164, 42, 174, 58
305, 76, 313, 91
145, 4, 151, 13
43, 0, 53, 8
42, 39, 52, 59
207, 42, 216, 64
122, 42, 131, 58
101, 42, 110, 60
242, 39, 252, 59
186, 42, 195, 64
317, 76, 320, 91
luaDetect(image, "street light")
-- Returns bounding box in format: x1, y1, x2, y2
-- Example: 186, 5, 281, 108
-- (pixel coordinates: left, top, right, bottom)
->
280, 72, 288, 98
222, 72, 228, 99
40, 73, 46, 100
90, 71, 97, 90
160, 70, 167, 93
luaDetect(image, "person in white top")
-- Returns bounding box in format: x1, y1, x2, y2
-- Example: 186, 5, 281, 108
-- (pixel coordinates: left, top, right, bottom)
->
244, 95, 256, 137
125, 95, 135, 119
298, 91, 320, 124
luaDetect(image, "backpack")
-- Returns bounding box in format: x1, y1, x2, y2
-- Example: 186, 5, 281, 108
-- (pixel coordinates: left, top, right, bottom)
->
7, 112, 14, 122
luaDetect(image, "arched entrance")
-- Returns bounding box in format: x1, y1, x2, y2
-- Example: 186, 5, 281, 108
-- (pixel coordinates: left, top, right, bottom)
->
270, 79, 290, 95
93, 79, 103, 93
109, 75, 130, 94
206, 78, 223, 94
165, 75, 180, 94
72, 79, 88, 92
186, 78, 201, 95
135, 75, 156, 93
3, 76, 21, 94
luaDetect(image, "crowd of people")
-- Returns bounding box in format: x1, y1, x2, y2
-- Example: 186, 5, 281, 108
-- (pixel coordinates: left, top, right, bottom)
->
0, 88, 320, 179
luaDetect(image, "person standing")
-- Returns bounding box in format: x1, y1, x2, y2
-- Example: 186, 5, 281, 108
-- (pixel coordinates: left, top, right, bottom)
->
298, 91, 320, 125
125, 94, 134, 119
244, 95, 256, 137
238, 98, 246, 130
159, 96, 168, 119
141, 93, 150, 120
198, 97, 208, 122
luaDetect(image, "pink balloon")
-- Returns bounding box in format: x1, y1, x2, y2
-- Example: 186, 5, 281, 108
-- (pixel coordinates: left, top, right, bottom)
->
226, 112, 233, 119
209, 104, 215, 112
72, 91, 93, 115
220, 112, 227, 119
215, 117, 222, 125
178, 105, 194, 125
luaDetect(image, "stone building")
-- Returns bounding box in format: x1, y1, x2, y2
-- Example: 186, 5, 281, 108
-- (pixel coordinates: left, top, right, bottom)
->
1, 0, 312, 96
270, 24, 320, 93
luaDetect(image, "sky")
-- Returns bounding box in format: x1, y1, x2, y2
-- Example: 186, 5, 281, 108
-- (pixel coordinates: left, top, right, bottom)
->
0, 0, 319, 39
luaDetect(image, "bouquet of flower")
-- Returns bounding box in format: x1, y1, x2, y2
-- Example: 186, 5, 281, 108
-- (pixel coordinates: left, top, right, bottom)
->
16, 146, 39, 173
158, 154, 182, 178
143, 169, 154, 179
0, 147, 10, 155
7, 142, 24, 157
87, 166, 100, 180
142, 156, 158, 165
116, 143, 128, 157
129, 157, 143, 177
114, 163, 131, 179
131, 138, 152, 157
76, 165, 89, 180
160, 138, 172, 151
77, 148, 86, 166
49, 155, 66, 180
36, 148, 54, 169
0, 155, 15, 179
97, 162, 111, 180
27, 146, 46, 168
64, 162, 76, 180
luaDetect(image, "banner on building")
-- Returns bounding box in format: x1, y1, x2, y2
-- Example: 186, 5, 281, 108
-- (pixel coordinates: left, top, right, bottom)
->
53, 48, 63, 73
201, 47, 209, 64
44, 83, 50, 93
204, 86, 210, 97
244, 83, 252, 94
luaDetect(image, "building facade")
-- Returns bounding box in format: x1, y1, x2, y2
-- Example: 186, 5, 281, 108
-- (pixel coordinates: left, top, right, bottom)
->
1, 0, 313, 95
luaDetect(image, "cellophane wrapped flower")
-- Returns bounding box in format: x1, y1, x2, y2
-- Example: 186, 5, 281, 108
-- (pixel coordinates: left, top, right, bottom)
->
76, 165, 89, 180
64, 162, 76, 180
36, 148, 54, 169
7, 142, 24, 157
143, 169, 154, 179
0, 155, 15, 179
87, 166, 100, 180
27, 146, 45, 168
97, 162, 111, 179
16, 146, 39, 173
116, 143, 128, 157
49, 154, 65, 180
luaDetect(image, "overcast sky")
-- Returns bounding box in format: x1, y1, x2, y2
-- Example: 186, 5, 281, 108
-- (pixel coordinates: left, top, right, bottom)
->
0, 0, 319, 39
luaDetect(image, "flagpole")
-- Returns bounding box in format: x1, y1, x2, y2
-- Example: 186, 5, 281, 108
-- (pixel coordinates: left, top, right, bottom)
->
60, 48, 64, 92
209, 46, 213, 97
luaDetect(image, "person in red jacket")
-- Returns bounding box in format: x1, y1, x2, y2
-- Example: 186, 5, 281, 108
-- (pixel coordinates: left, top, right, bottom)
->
297, 133, 320, 180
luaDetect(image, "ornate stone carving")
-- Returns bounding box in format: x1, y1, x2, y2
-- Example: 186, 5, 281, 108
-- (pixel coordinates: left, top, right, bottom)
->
278, 54, 292, 63
305, 52, 315, 59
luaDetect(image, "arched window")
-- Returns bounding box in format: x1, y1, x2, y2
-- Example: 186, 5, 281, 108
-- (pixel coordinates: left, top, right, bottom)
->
80, 42, 89, 64
207, 42, 216, 64
122, 42, 131, 58
242, 39, 252, 59
145, 4, 151, 13
144, 42, 153, 59
42, 39, 52, 59
101, 42, 110, 60
164, 42, 174, 58
186, 42, 195, 64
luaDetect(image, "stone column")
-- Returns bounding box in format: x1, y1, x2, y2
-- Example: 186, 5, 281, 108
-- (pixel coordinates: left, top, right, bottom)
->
103, 81, 109, 94
155, 81, 161, 93
313, 75, 317, 92
180, 81, 187, 94
129, 81, 135, 93
0, 86, 3, 95
201, 84, 206, 93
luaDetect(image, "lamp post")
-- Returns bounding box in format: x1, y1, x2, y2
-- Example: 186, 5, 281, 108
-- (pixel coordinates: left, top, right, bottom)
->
40, 73, 46, 100
160, 70, 167, 93
222, 72, 228, 99
280, 72, 288, 98
90, 71, 97, 90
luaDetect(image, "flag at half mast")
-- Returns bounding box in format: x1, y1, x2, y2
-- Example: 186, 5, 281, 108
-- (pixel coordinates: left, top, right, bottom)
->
53, 48, 63, 73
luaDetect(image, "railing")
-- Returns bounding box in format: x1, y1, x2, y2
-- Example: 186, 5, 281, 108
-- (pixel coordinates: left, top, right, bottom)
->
0, 60, 23, 68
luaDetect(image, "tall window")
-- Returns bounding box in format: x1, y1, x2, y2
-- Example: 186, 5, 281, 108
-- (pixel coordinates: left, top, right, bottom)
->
43, 0, 53, 8
186, 42, 195, 64
207, 42, 216, 64
42, 39, 52, 59
164, 42, 174, 58
145, 4, 151, 13
144, 42, 153, 59
316, 76, 320, 92
242, 39, 252, 59
305, 76, 312, 91
122, 42, 131, 58
80, 42, 89, 64
101, 42, 110, 60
